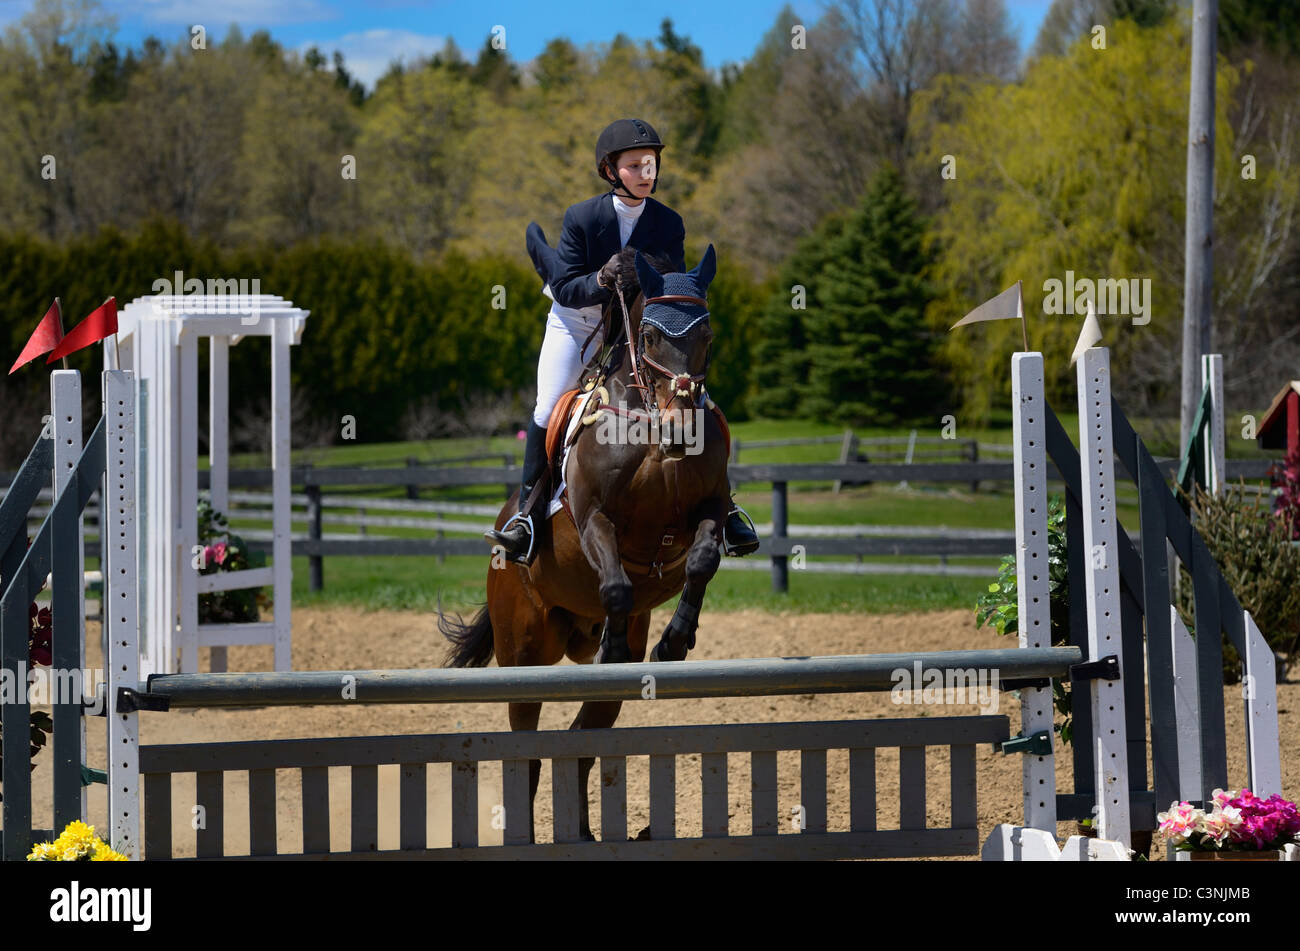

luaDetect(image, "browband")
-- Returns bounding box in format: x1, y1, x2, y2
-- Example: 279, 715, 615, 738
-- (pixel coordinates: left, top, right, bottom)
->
644, 294, 707, 307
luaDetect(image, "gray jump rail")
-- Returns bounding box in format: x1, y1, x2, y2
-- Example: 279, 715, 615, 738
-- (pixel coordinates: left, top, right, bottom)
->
142, 648, 1079, 706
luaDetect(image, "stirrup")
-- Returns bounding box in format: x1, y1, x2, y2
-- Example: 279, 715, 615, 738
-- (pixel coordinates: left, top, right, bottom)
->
722, 504, 759, 557
488, 510, 537, 565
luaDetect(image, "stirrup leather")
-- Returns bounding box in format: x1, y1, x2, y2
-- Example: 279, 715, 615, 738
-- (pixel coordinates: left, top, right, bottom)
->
722, 503, 759, 557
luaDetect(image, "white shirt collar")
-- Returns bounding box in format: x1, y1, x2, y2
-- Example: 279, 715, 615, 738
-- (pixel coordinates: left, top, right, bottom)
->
612, 194, 647, 217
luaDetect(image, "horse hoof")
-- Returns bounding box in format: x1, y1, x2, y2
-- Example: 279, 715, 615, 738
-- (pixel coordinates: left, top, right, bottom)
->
653, 626, 691, 662
596, 641, 630, 665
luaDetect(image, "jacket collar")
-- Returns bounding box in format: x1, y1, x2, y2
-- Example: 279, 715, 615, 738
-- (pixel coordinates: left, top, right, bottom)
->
598, 193, 654, 245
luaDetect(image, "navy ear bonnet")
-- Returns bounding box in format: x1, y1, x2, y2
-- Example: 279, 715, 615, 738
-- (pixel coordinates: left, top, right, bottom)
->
633, 244, 716, 338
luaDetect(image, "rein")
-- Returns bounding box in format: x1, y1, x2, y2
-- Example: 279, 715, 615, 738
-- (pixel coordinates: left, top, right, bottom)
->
614, 276, 652, 398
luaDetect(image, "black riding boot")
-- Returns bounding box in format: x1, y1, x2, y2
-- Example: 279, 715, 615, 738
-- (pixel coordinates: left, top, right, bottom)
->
485, 421, 549, 563
723, 500, 760, 556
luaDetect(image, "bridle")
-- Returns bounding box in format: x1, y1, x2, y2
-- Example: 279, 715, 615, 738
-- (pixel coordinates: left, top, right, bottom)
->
615, 279, 711, 407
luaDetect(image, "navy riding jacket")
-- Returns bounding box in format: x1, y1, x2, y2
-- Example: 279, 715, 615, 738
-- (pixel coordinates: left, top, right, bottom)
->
527, 193, 686, 310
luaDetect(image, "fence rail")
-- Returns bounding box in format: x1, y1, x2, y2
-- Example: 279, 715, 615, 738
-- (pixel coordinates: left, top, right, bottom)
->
1, 457, 1281, 594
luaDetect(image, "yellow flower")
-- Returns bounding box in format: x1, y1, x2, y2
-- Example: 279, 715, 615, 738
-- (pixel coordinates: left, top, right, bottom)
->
26, 820, 129, 860
92, 842, 128, 861
55, 820, 98, 853
57, 842, 90, 861
26, 842, 58, 861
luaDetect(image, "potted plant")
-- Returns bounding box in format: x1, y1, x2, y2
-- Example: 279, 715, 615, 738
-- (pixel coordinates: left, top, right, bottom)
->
1158, 789, 1300, 860
196, 497, 268, 624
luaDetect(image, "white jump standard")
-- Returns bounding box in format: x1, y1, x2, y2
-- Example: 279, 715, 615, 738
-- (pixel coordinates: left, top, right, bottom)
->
107, 294, 309, 675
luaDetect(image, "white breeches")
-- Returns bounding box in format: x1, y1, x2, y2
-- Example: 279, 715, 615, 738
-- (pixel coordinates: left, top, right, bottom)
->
532, 308, 603, 427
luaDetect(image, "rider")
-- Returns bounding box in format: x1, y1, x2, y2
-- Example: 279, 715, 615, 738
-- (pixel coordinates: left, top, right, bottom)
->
487, 118, 759, 564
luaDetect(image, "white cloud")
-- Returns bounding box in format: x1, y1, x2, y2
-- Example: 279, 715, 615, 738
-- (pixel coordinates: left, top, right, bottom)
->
301, 27, 444, 91
129, 0, 338, 26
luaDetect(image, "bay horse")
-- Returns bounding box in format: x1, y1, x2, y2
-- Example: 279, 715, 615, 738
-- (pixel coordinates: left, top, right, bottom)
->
439, 244, 730, 842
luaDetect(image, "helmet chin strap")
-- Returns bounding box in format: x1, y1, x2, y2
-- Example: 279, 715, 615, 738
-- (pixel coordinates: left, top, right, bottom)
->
603, 165, 660, 198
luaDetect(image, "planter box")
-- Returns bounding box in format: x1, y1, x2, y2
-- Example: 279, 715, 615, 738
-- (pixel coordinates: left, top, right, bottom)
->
1188, 850, 1284, 861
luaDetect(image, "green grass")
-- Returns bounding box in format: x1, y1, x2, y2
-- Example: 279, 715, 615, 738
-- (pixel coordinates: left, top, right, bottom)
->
205, 410, 1279, 619
288, 554, 996, 617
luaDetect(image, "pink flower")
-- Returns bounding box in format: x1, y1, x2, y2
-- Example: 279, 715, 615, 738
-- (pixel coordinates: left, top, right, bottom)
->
517, 429, 526, 440
211, 542, 228, 566
1202, 805, 1241, 846
1157, 801, 1201, 844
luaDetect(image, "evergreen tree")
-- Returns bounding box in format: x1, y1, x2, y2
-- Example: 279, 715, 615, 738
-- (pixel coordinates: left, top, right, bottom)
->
471, 36, 520, 102
747, 213, 849, 419
802, 166, 946, 426
1221, 0, 1300, 56
533, 38, 581, 91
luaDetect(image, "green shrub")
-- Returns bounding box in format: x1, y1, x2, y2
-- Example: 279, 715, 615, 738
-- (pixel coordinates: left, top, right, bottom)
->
976, 495, 1075, 743
1175, 481, 1300, 680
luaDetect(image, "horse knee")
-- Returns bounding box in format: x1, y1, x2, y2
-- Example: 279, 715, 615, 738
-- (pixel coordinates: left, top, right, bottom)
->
599, 579, 633, 616
686, 541, 720, 580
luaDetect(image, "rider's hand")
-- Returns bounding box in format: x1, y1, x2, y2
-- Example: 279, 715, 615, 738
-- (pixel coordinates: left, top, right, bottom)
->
596, 253, 622, 289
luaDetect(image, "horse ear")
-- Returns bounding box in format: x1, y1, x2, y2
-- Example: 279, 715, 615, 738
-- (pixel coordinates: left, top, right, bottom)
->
688, 244, 717, 291
634, 251, 664, 297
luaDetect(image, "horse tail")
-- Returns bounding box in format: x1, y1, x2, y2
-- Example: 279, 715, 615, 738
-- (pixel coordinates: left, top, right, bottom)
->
439, 602, 495, 668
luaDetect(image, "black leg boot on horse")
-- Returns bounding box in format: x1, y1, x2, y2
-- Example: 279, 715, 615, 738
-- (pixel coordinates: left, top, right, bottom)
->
485, 420, 550, 565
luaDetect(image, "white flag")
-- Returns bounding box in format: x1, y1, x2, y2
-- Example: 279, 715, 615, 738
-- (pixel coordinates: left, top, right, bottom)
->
1069, 299, 1103, 367
950, 281, 1022, 330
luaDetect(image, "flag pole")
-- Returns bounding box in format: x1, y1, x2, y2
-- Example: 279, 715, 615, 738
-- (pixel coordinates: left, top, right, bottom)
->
55, 297, 69, 370
111, 298, 121, 368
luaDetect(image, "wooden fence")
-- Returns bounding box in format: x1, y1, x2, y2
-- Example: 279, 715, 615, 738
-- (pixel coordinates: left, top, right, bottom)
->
1, 457, 1281, 595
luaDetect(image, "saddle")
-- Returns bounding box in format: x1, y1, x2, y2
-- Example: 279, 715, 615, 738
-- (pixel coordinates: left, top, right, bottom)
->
545, 388, 584, 466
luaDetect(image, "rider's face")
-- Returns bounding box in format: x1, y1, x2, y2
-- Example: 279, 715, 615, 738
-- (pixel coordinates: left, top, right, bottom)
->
610, 149, 657, 202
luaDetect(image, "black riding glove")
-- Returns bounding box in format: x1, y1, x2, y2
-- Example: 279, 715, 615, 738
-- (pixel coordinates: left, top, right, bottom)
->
596, 253, 622, 290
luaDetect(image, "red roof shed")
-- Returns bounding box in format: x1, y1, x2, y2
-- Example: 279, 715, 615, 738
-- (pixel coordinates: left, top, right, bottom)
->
1257, 380, 1300, 457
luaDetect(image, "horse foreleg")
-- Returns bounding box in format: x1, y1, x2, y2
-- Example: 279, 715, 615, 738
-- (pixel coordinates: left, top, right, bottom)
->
579, 510, 634, 665
653, 508, 722, 662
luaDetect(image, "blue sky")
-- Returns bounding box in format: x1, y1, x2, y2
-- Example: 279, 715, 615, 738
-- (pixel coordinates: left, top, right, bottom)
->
0, 0, 1054, 90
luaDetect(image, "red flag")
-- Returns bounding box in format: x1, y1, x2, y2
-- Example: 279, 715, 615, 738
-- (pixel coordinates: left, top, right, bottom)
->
8, 299, 65, 374
46, 297, 117, 364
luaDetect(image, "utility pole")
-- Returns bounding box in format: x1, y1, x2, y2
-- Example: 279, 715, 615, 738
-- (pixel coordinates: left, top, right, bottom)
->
1181, 0, 1217, 456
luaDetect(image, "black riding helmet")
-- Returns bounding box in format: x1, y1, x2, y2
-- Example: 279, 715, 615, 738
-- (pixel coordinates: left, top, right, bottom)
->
596, 118, 664, 197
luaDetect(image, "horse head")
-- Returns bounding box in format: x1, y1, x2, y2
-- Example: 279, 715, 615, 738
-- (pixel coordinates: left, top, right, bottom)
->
623, 245, 716, 459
